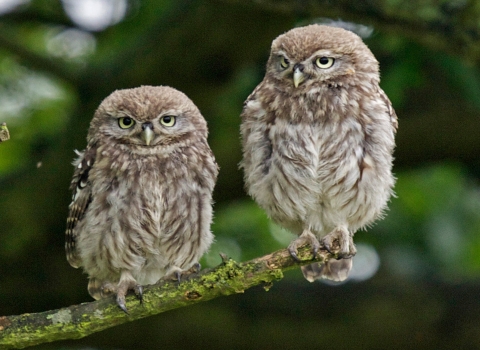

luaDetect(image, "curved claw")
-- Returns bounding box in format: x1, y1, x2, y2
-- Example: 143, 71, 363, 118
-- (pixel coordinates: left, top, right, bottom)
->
117, 296, 129, 314
338, 252, 355, 260
288, 229, 321, 262
116, 283, 143, 313
174, 271, 182, 283
323, 241, 333, 254
193, 262, 201, 273
288, 247, 301, 262
134, 285, 143, 303
321, 226, 357, 260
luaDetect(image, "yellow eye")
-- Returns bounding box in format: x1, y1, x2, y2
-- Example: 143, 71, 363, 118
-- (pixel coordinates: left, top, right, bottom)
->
160, 115, 176, 127
315, 57, 335, 69
118, 117, 135, 129
279, 56, 289, 69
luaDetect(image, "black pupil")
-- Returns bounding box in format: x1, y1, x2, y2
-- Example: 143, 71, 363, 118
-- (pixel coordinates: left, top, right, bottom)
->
163, 116, 172, 123
319, 57, 329, 65
123, 117, 132, 125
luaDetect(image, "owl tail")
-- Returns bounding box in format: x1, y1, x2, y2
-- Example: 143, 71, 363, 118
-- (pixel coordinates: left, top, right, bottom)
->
87, 278, 103, 300
301, 258, 353, 282
88, 278, 117, 300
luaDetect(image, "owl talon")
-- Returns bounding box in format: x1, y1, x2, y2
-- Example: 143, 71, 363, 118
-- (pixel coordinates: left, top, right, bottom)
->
288, 248, 301, 262
174, 271, 182, 283
193, 262, 201, 273
323, 241, 333, 255
134, 285, 143, 303
113, 272, 143, 313
288, 229, 320, 261
117, 296, 129, 314
337, 249, 356, 260
164, 266, 192, 283
321, 226, 356, 259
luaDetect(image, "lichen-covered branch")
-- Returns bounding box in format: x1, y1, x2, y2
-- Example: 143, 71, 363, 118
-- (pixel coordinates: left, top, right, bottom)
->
0, 246, 331, 349
0, 123, 10, 143
217, 0, 480, 63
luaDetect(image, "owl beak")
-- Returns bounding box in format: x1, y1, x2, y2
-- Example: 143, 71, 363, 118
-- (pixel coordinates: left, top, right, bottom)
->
293, 67, 305, 88
141, 123, 154, 146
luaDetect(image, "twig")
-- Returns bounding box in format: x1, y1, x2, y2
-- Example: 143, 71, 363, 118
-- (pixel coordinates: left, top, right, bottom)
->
0, 123, 10, 143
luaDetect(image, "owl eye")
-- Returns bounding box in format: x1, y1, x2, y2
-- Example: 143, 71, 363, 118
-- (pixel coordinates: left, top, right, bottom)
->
279, 56, 290, 69
160, 115, 176, 127
315, 57, 335, 69
118, 117, 135, 129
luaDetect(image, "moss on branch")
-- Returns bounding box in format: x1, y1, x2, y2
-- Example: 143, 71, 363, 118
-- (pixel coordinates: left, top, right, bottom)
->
0, 246, 331, 349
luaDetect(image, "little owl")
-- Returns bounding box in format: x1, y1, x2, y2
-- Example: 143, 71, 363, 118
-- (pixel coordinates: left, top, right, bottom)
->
66, 86, 218, 311
241, 25, 397, 282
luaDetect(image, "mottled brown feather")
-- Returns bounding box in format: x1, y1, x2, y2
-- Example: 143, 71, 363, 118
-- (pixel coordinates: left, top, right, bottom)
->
65, 146, 96, 268
241, 25, 397, 282
65, 86, 218, 308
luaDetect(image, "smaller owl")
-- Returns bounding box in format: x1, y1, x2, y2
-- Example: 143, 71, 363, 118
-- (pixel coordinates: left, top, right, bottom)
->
66, 86, 218, 312
241, 25, 397, 282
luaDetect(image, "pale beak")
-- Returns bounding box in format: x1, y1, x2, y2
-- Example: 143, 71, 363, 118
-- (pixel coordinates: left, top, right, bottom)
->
141, 124, 154, 146
293, 67, 305, 88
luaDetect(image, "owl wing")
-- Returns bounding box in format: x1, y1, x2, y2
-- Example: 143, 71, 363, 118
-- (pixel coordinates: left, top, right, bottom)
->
241, 83, 262, 116
239, 83, 273, 174
378, 87, 398, 132
65, 146, 96, 268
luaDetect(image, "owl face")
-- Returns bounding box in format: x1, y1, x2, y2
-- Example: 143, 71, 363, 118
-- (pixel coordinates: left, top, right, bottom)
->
265, 25, 379, 93
89, 86, 207, 149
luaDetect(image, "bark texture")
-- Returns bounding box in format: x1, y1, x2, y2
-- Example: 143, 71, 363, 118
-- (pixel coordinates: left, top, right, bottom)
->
0, 246, 330, 349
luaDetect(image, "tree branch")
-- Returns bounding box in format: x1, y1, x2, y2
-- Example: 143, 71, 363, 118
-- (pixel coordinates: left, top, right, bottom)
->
216, 0, 480, 63
0, 246, 331, 349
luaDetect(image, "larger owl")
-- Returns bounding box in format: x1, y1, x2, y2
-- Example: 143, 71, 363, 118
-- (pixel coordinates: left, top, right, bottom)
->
241, 25, 397, 282
66, 86, 218, 311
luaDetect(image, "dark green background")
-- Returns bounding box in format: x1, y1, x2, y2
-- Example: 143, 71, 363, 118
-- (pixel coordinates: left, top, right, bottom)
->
1, 0, 480, 349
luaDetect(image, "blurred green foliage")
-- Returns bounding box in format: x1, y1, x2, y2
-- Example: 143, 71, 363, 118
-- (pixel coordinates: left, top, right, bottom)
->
0, 0, 480, 349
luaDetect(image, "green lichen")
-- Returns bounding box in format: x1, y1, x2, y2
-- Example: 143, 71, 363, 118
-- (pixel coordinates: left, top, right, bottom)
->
0, 248, 323, 349
46, 309, 72, 325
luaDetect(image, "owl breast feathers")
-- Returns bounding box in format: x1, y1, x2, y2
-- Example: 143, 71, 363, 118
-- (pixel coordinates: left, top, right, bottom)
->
65, 85, 218, 311
241, 24, 397, 282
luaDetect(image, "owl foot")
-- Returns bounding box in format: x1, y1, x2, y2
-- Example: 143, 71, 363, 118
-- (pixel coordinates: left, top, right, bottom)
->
165, 265, 187, 283
173, 271, 182, 283
192, 262, 201, 273
288, 229, 321, 261
165, 263, 202, 283
321, 226, 356, 259
116, 272, 143, 314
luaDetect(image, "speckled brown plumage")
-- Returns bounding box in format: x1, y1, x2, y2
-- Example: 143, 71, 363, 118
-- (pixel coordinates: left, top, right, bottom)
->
241, 25, 397, 282
66, 86, 218, 311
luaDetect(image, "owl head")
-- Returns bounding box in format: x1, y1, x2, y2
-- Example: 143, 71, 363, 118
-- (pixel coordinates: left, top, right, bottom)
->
88, 85, 207, 150
265, 24, 379, 93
